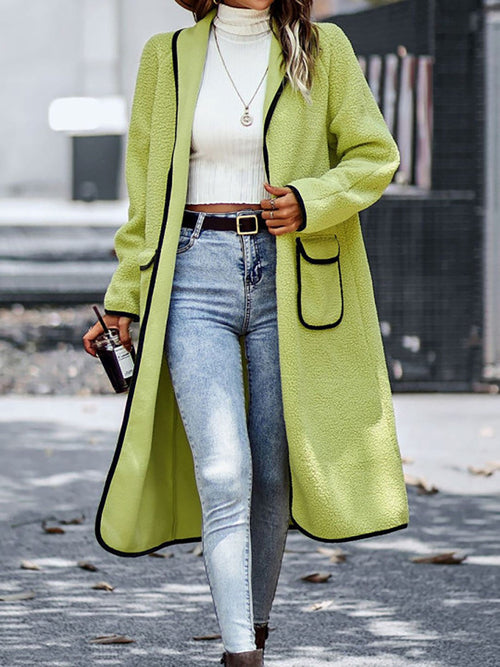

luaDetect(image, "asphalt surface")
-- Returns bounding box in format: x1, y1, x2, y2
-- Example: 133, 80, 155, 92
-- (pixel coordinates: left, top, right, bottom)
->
0, 394, 499, 666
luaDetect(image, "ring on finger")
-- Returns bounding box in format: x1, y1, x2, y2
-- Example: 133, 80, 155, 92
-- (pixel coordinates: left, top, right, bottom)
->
270, 199, 277, 210
270, 210, 274, 219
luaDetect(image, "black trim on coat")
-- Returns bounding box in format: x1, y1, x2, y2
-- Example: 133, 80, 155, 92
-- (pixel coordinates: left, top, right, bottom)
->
139, 250, 158, 271
94, 29, 182, 558
104, 309, 140, 323
291, 517, 409, 543
263, 78, 287, 184
295, 235, 344, 330
286, 469, 408, 544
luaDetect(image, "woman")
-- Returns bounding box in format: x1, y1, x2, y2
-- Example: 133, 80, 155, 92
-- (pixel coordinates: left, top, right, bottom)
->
83, 0, 409, 663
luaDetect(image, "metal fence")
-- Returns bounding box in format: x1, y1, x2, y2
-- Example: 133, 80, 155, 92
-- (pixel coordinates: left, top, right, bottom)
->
330, 0, 486, 390
358, 52, 434, 188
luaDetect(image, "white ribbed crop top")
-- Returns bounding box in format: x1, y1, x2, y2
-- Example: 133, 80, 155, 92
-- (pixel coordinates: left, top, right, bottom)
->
186, 4, 272, 205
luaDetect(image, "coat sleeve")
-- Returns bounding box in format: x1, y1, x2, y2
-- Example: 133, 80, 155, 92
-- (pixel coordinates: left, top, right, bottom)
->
103, 35, 160, 321
287, 24, 400, 235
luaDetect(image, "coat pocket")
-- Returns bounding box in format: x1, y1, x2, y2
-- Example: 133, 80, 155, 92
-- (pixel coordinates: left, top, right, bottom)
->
138, 248, 157, 271
296, 235, 344, 330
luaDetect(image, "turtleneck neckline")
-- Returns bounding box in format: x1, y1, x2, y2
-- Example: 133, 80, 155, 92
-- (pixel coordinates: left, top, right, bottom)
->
213, 3, 271, 36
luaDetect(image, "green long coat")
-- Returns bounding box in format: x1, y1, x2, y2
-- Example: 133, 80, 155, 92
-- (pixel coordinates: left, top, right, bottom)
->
95, 9, 409, 557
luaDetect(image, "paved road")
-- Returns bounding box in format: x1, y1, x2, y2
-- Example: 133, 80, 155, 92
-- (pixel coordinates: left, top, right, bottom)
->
0, 395, 499, 666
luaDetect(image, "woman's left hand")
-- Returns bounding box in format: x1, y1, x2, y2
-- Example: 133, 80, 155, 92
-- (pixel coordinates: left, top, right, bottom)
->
260, 183, 303, 236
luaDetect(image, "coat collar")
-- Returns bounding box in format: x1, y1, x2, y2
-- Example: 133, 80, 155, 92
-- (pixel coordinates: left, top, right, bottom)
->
175, 8, 286, 145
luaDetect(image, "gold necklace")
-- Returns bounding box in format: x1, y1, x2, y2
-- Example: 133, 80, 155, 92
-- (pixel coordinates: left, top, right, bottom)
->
213, 25, 269, 127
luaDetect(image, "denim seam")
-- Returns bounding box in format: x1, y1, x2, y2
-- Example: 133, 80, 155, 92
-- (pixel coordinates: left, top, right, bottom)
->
243, 336, 255, 638
243, 335, 256, 647
250, 236, 263, 287
244, 422, 255, 646
240, 236, 251, 334
244, 325, 290, 626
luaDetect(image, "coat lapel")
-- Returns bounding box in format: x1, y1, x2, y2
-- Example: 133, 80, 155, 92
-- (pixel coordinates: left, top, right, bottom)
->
175, 9, 286, 153
175, 10, 215, 156
263, 25, 286, 122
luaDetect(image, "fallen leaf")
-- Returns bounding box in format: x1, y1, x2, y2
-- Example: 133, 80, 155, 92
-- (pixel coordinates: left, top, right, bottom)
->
60, 515, 85, 525
401, 457, 414, 464
148, 551, 174, 559
411, 551, 467, 565
404, 473, 438, 494
192, 633, 222, 641
41, 521, 65, 534
0, 590, 36, 601
20, 560, 41, 571
77, 561, 99, 572
190, 544, 203, 557
316, 547, 347, 563
467, 465, 494, 477
89, 634, 134, 644
306, 599, 335, 611
301, 572, 332, 583
467, 461, 500, 477
92, 581, 115, 591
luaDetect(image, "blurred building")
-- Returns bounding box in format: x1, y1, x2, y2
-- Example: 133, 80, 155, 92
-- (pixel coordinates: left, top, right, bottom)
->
314, 0, 404, 19
0, 0, 193, 200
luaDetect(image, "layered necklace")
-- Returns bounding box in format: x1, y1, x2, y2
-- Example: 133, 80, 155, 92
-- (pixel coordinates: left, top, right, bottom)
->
212, 23, 269, 128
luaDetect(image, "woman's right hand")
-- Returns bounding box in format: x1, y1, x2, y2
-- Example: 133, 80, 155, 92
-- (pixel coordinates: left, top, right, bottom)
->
83, 315, 134, 357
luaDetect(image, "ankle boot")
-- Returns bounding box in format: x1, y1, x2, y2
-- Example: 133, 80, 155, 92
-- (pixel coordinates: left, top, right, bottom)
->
254, 624, 269, 650
220, 648, 263, 666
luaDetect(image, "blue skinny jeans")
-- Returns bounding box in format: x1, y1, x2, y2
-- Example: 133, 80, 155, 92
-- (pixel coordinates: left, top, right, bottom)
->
164, 211, 291, 653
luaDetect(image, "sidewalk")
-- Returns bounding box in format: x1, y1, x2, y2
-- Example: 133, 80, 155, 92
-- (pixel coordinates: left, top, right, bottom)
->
0, 394, 499, 666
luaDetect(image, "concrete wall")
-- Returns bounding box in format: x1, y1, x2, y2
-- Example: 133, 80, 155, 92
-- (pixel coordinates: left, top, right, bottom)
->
0, 0, 193, 199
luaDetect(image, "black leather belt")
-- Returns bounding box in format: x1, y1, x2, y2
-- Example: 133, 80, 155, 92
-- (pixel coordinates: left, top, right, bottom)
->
182, 209, 268, 235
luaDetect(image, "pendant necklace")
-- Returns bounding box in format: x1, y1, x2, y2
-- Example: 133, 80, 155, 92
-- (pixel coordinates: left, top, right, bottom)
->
213, 25, 269, 127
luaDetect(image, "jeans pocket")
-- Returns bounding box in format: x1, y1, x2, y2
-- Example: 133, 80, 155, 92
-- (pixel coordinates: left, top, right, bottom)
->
296, 235, 344, 330
176, 226, 197, 254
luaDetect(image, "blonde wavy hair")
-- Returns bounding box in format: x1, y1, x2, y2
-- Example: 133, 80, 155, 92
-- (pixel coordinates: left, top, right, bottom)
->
189, 0, 319, 102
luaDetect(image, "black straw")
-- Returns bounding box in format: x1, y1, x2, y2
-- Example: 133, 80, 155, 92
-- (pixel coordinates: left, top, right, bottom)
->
93, 306, 109, 334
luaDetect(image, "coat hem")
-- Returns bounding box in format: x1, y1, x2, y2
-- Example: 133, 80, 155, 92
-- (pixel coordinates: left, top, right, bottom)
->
95, 532, 202, 558
93, 519, 409, 558
290, 515, 409, 543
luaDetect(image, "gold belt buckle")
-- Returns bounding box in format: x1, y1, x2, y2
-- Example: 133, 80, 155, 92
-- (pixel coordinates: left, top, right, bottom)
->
236, 213, 259, 235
